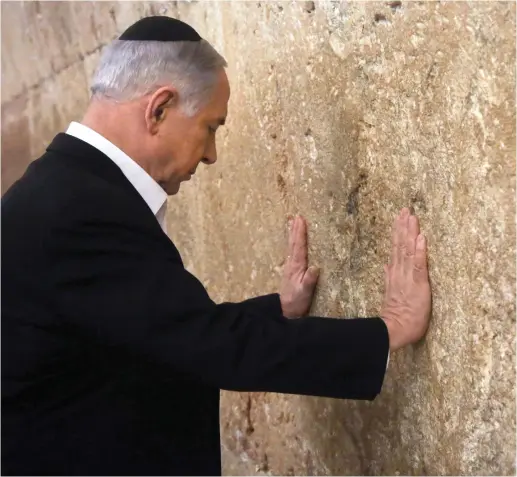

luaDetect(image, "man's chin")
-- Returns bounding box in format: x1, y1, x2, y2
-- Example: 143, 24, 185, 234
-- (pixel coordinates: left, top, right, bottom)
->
164, 182, 181, 196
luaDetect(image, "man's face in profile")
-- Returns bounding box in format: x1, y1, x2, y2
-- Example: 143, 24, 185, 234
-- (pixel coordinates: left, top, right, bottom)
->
153, 69, 231, 195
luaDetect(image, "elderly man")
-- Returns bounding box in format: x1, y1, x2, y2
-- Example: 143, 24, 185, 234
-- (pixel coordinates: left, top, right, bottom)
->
2, 16, 431, 476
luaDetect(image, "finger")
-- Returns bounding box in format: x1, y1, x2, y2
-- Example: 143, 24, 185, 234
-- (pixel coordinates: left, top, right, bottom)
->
391, 208, 407, 266
406, 215, 420, 258
292, 216, 308, 267
303, 265, 320, 287
397, 208, 409, 266
288, 216, 296, 256
413, 234, 429, 282
287, 215, 298, 260
390, 212, 399, 266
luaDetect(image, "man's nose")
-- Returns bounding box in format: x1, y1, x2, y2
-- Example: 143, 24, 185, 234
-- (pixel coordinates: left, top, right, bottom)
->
201, 138, 217, 165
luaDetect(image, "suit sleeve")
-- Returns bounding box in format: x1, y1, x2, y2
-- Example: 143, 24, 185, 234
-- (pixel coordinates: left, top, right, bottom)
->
239, 294, 285, 319
49, 203, 389, 401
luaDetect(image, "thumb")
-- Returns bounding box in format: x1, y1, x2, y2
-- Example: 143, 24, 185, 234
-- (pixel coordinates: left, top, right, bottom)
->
304, 266, 320, 286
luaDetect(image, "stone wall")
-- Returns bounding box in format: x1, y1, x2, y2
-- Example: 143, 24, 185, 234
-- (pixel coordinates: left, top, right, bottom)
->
2, 1, 515, 475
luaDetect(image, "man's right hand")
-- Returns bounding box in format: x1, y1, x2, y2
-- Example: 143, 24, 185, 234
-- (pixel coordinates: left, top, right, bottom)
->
381, 208, 432, 351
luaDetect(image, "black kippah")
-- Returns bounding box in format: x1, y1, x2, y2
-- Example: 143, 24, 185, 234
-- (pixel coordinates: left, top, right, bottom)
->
119, 16, 202, 42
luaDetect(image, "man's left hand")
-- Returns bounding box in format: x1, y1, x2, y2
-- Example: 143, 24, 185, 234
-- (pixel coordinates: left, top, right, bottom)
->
280, 216, 320, 318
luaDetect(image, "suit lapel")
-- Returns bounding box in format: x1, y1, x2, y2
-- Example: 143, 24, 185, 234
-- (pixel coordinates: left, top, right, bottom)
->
45, 133, 183, 263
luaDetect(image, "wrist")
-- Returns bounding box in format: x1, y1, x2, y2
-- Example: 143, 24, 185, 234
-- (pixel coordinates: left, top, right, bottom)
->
380, 315, 403, 352
280, 294, 301, 318
280, 300, 296, 318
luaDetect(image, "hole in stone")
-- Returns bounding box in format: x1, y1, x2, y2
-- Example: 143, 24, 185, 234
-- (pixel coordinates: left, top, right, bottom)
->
387, 1, 402, 10
410, 192, 427, 212
278, 5, 283, 11
271, 133, 277, 139
277, 174, 286, 192
374, 13, 388, 22
304, 1, 316, 13
304, 128, 312, 136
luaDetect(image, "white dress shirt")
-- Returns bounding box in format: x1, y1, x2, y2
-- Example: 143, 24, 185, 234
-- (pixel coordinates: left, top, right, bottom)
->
65, 122, 168, 232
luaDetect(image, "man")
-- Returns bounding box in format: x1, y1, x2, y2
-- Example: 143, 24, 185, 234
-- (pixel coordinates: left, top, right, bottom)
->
2, 16, 431, 476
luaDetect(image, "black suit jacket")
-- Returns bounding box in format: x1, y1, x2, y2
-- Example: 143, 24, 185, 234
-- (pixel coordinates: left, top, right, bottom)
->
2, 133, 389, 476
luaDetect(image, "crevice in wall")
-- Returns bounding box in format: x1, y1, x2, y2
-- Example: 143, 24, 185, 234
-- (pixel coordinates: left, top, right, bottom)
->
3, 41, 108, 106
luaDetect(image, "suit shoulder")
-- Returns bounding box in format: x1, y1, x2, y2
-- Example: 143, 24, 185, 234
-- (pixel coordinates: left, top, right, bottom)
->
2, 152, 137, 229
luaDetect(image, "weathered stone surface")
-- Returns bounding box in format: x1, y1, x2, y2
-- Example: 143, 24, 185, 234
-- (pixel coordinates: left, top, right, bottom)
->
169, 3, 516, 475
27, 60, 91, 158
1, 94, 31, 192
1, 1, 515, 475
1, 1, 172, 103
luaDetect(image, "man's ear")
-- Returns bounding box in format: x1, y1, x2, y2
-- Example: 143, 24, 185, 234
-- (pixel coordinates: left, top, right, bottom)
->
145, 87, 178, 133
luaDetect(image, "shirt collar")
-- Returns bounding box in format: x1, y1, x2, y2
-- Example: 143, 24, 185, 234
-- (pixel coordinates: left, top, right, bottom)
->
65, 122, 167, 216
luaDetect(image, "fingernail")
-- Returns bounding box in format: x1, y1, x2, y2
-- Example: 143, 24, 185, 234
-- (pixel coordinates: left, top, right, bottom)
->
417, 234, 425, 248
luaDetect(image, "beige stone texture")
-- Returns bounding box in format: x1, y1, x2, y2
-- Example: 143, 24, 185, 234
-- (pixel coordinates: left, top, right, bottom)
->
1, 1, 515, 475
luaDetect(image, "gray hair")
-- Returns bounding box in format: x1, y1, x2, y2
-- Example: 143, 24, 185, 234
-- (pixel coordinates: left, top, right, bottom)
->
90, 39, 227, 116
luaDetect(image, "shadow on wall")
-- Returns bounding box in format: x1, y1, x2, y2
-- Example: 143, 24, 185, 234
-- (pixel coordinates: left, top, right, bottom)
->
1, 96, 32, 195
